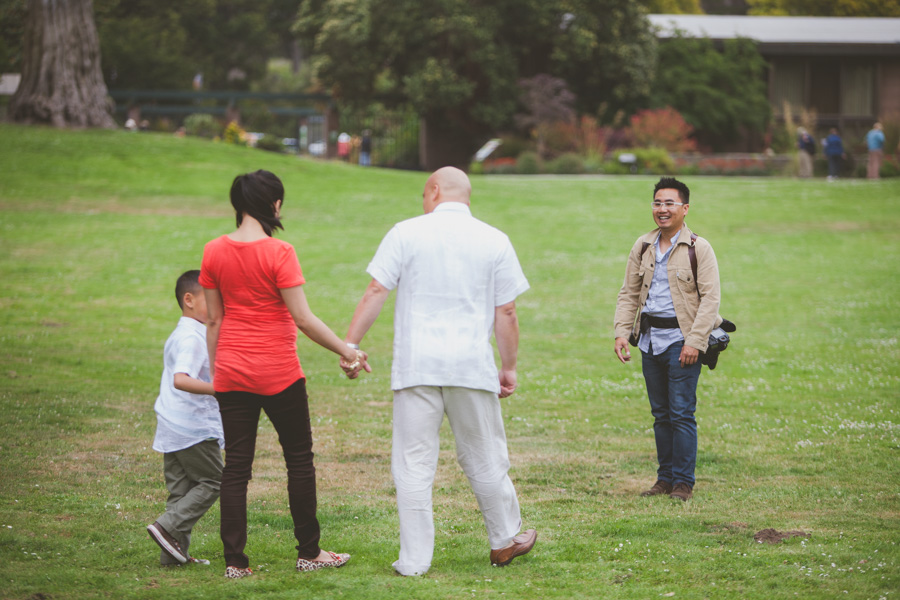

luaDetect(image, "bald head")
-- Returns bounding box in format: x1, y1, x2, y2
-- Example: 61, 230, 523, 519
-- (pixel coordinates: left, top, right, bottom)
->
422, 166, 472, 213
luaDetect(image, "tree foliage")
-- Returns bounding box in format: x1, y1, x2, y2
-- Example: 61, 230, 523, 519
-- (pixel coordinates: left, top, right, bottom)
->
2, 0, 304, 90
747, 0, 900, 16
650, 34, 770, 150
295, 0, 656, 168
640, 0, 704, 13
93, 0, 301, 90
0, 0, 26, 72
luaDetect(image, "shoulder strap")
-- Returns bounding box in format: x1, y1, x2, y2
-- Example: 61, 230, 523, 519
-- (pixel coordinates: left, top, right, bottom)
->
688, 233, 700, 300
640, 241, 651, 257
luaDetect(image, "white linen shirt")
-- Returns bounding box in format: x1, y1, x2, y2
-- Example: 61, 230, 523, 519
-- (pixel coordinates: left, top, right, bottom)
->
152, 317, 224, 453
367, 202, 529, 393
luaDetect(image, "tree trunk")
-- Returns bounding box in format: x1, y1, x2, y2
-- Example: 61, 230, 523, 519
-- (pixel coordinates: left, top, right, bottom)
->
419, 114, 482, 172
10, 0, 115, 128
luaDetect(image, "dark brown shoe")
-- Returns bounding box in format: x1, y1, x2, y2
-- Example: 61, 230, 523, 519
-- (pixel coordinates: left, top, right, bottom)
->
490, 529, 537, 566
670, 482, 693, 501
147, 521, 187, 564
640, 480, 673, 497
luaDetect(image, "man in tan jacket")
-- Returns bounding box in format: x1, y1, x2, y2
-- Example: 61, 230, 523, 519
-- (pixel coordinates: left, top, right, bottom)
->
614, 177, 721, 501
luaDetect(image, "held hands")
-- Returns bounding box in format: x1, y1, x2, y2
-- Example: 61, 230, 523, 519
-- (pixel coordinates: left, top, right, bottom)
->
340, 347, 372, 379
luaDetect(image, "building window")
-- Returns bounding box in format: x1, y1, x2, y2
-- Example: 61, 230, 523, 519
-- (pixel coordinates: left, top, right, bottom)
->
771, 60, 805, 114
841, 64, 874, 117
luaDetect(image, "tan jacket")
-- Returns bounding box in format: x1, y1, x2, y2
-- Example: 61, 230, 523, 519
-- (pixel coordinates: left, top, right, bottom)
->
614, 223, 721, 352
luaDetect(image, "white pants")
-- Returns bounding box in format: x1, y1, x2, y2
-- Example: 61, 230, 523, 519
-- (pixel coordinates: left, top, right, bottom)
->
391, 386, 522, 576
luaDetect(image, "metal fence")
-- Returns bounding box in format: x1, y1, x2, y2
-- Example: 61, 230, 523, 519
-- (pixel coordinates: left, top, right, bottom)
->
337, 109, 420, 170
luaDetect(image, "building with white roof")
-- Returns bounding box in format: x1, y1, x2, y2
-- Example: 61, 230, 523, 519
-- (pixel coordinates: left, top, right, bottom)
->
650, 14, 900, 138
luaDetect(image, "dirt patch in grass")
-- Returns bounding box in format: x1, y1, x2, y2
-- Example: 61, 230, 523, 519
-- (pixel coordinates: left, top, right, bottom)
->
318, 458, 392, 495
753, 528, 810, 544
610, 476, 662, 497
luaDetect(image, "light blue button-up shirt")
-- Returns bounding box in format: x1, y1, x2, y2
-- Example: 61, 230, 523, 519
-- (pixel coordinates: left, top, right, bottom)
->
639, 231, 685, 355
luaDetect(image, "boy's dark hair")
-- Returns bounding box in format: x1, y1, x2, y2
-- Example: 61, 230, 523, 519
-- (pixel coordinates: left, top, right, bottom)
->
653, 177, 690, 204
230, 170, 285, 236
175, 270, 202, 310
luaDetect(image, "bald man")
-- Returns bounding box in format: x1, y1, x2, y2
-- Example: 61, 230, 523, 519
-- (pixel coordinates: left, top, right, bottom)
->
344, 167, 536, 575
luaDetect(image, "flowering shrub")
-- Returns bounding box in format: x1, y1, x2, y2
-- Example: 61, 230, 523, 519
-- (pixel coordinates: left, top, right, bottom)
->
629, 107, 697, 153
223, 121, 249, 146
577, 115, 607, 159
673, 154, 787, 176
538, 121, 579, 158
482, 157, 517, 175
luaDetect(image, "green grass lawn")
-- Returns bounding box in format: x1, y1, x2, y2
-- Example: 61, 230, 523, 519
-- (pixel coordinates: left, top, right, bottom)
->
0, 123, 898, 599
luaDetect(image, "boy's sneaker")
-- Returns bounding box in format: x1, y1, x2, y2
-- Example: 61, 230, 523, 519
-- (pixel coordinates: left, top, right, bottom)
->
147, 521, 187, 564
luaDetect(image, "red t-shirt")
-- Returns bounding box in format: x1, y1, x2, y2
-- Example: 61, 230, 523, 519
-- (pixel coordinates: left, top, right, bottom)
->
199, 235, 306, 395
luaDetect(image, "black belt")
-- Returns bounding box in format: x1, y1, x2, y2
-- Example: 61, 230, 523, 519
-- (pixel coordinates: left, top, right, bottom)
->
644, 315, 680, 330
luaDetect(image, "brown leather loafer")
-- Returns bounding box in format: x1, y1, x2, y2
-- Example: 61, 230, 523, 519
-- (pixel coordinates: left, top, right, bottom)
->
670, 482, 693, 501
640, 480, 673, 497
490, 529, 537, 566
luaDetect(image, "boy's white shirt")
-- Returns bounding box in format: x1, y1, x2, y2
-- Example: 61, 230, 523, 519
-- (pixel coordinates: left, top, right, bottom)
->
152, 316, 224, 453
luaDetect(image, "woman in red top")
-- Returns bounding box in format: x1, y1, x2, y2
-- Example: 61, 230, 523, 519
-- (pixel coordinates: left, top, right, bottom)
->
201, 170, 369, 578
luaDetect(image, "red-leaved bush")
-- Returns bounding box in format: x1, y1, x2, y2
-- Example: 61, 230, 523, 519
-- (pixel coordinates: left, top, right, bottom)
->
629, 107, 697, 153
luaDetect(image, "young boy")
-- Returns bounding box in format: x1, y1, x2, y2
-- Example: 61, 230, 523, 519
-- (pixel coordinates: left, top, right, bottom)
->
147, 270, 224, 566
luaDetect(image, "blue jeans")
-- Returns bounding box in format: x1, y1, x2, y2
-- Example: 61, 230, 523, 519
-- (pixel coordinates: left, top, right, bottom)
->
641, 342, 702, 487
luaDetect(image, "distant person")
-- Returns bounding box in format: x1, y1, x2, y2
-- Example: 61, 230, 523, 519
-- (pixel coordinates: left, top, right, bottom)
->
866, 122, 885, 180
200, 170, 369, 579
823, 128, 845, 181
614, 178, 724, 502
337, 132, 351, 161
147, 270, 224, 568
797, 128, 816, 178
343, 166, 536, 575
359, 130, 372, 167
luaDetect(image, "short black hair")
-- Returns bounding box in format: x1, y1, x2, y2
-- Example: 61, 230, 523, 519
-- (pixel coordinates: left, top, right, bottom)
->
653, 177, 690, 204
175, 270, 201, 310
230, 170, 285, 236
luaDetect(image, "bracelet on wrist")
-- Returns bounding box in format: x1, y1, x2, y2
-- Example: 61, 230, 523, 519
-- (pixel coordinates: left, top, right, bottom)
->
346, 342, 360, 350
345, 349, 362, 370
